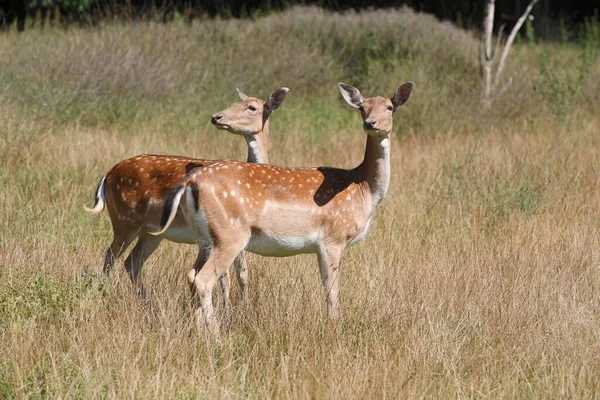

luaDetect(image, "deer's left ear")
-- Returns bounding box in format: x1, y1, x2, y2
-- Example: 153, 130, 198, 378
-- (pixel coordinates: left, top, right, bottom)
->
236, 88, 249, 101
392, 82, 414, 110
264, 87, 289, 113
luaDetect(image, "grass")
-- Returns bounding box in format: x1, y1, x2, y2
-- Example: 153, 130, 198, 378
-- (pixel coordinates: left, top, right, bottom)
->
1, 5, 600, 398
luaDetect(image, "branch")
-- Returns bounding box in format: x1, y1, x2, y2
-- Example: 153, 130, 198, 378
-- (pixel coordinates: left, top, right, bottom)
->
483, 0, 495, 61
493, 0, 538, 89
481, 0, 495, 108
494, 22, 506, 60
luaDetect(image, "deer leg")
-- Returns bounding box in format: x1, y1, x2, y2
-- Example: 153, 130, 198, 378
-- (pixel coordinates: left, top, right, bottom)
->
123, 233, 163, 299
193, 240, 247, 336
189, 244, 210, 305
189, 245, 233, 312
234, 252, 249, 305
103, 232, 137, 275
317, 244, 344, 320
219, 270, 231, 312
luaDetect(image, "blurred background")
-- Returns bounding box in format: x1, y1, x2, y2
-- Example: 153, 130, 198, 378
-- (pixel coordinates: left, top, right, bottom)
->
0, 0, 598, 39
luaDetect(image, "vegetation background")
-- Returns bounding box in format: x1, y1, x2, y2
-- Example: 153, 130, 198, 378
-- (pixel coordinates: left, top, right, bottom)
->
1, 5, 600, 398
1, 0, 598, 36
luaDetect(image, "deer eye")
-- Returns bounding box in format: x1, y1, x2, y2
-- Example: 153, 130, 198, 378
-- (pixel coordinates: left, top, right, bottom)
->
248, 105, 257, 111
387, 106, 394, 111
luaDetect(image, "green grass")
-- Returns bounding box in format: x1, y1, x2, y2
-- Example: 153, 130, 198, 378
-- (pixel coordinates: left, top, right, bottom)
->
1, 6, 600, 398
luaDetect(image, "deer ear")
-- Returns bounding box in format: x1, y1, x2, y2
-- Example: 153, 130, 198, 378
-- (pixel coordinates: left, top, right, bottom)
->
392, 82, 414, 110
264, 87, 289, 113
338, 83, 364, 109
236, 88, 249, 101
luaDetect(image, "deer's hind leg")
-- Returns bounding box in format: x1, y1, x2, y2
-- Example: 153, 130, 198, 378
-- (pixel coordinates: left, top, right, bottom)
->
234, 252, 249, 305
123, 233, 163, 298
188, 244, 235, 313
192, 236, 249, 336
104, 230, 138, 275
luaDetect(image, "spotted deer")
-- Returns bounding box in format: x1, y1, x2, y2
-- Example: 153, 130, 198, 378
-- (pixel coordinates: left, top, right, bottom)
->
84, 87, 289, 302
153, 82, 414, 334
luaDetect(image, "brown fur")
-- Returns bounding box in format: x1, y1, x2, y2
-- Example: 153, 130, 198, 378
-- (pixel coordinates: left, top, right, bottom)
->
86, 88, 289, 302
155, 82, 414, 334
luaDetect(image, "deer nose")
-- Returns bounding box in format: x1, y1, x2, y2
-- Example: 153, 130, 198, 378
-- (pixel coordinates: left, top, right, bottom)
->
211, 114, 223, 124
364, 119, 377, 129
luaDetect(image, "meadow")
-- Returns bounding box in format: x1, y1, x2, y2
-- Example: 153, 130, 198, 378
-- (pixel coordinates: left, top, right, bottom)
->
1, 6, 600, 398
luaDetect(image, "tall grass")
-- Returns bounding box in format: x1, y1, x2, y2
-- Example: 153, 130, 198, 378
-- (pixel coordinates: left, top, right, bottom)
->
1, 6, 600, 398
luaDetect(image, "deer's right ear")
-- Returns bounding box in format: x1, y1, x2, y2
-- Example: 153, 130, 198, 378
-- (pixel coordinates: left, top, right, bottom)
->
338, 83, 364, 109
236, 88, 249, 101
265, 87, 289, 113
392, 82, 414, 110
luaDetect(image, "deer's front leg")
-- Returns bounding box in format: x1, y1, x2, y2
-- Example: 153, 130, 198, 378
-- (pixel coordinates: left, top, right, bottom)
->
318, 244, 345, 320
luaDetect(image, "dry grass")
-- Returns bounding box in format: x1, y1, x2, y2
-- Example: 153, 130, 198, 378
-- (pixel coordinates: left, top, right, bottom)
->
1, 6, 600, 398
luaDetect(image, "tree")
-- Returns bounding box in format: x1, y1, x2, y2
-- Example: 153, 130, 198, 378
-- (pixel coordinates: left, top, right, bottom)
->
481, 0, 539, 109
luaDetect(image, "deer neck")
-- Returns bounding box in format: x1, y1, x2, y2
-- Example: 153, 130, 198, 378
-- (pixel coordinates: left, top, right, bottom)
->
356, 134, 391, 206
244, 120, 269, 164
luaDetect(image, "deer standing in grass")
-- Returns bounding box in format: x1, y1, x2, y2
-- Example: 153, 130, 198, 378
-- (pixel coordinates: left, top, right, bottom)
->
84, 87, 289, 303
153, 82, 414, 334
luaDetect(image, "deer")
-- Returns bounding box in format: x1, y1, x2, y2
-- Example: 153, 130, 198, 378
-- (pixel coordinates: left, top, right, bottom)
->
152, 82, 414, 334
84, 87, 289, 304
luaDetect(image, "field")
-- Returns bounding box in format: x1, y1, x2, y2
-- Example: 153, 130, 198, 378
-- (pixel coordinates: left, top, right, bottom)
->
1, 6, 600, 398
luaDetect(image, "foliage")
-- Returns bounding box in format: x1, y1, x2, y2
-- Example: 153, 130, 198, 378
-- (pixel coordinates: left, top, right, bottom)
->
27, 0, 93, 13
580, 10, 600, 61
